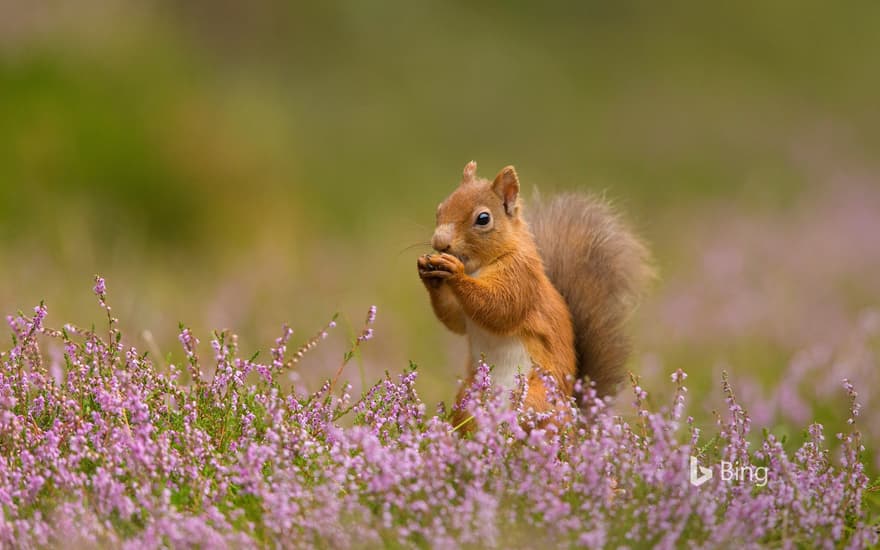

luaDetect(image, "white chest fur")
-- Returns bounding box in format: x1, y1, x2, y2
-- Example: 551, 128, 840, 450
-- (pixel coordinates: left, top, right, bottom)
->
465, 318, 533, 393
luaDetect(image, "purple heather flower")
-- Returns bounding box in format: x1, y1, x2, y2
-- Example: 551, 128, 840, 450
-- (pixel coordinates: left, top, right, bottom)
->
93, 276, 106, 297
0, 279, 876, 549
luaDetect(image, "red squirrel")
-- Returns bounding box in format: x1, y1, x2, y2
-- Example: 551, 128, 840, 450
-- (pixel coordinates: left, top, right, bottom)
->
417, 162, 653, 426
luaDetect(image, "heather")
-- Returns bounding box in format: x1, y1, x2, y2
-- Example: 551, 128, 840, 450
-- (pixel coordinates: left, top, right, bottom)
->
639, 183, 880, 475
1, 279, 877, 548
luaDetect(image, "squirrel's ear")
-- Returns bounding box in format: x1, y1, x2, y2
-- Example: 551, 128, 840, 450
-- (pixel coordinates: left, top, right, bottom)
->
492, 165, 520, 216
461, 160, 478, 185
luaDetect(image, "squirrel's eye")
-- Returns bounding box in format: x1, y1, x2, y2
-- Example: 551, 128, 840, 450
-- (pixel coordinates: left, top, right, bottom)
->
475, 212, 491, 226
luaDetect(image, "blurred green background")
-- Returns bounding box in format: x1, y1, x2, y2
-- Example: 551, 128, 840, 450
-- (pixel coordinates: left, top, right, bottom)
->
2, 1, 879, 429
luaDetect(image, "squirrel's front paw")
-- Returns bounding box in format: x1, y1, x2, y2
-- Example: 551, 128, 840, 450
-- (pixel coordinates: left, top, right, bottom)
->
432, 253, 465, 277
418, 253, 464, 287
418, 254, 448, 288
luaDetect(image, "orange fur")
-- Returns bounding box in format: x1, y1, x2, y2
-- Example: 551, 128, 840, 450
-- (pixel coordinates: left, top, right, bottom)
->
419, 162, 652, 427
529, 193, 654, 396
418, 163, 576, 425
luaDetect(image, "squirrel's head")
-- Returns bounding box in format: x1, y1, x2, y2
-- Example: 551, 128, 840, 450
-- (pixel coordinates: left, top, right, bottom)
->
432, 161, 526, 274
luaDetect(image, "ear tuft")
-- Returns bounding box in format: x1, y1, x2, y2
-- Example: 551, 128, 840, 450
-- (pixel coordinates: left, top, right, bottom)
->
492, 165, 520, 216
461, 161, 478, 184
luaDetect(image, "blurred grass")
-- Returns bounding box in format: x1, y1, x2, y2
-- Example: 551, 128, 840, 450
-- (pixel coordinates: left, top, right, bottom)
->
1, 1, 879, 414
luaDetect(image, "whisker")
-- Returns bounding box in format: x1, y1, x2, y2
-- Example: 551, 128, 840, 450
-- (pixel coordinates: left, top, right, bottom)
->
398, 241, 433, 256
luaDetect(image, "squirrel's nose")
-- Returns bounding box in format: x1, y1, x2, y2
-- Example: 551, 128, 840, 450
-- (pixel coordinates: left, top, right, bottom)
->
432, 224, 453, 252
432, 238, 451, 253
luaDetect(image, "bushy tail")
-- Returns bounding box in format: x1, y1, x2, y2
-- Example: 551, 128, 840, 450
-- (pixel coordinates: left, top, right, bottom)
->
528, 193, 654, 396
